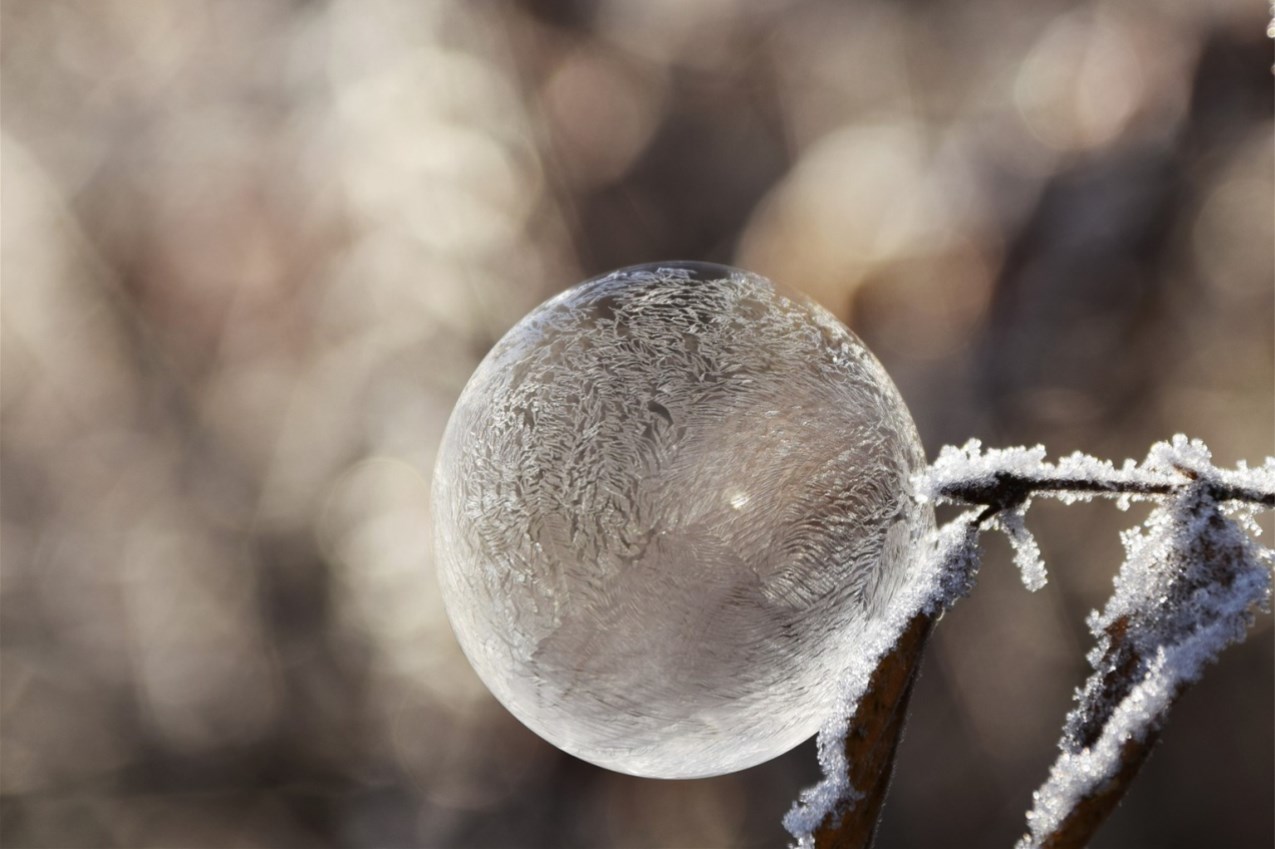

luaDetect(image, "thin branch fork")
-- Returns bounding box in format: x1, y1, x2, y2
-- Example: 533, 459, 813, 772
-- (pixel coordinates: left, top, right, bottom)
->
803, 444, 1273, 849
1021, 491, 1269, 849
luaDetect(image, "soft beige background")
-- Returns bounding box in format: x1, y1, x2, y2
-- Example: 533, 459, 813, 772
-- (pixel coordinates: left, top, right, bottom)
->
2, 1, 1271, 847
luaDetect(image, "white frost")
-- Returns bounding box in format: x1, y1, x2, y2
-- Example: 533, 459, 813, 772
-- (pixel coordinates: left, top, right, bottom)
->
920, 439, 1049, 498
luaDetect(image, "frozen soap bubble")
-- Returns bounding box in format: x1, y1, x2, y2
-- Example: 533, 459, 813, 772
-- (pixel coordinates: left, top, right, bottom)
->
433, 262, 932, 779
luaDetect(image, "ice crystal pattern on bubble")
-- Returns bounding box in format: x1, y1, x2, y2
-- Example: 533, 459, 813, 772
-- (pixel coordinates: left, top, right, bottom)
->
433, 263, 932, 778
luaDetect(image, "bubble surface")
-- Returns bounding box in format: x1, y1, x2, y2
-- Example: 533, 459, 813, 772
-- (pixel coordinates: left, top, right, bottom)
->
433, 262, 932, 778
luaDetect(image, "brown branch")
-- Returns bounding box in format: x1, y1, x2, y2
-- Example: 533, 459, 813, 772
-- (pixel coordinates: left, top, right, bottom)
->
1025, 492, 1264, 849
1038, 729, 1163, 849
1036, 615, 1171, 849
812, 613, 933, 849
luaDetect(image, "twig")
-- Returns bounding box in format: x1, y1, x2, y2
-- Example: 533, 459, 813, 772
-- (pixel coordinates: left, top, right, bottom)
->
1033, 614, 1167, 849
808, 614, 932, 849
789, 513, 982, 849
938, 471, 1274, 515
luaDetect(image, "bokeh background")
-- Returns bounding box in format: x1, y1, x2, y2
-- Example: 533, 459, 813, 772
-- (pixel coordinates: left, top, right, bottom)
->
2, 1, 1271, 847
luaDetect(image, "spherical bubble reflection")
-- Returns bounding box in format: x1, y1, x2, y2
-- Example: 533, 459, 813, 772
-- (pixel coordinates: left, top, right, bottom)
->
433, 262, 932, 778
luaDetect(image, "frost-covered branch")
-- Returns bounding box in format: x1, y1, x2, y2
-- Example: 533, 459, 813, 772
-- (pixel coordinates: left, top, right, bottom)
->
926, 438, 1275, 516
785, 436, 1275, 849
784, 513, 982, 848
1016, 449, 1273, 849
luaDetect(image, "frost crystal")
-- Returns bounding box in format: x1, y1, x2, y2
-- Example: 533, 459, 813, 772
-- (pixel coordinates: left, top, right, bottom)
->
433, 262, 932, 779
996, 505, 1047, 591
920, 439, 1048, 499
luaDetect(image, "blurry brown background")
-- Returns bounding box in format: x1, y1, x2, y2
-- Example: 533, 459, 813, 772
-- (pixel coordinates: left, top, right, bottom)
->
2, 1, 1271, 847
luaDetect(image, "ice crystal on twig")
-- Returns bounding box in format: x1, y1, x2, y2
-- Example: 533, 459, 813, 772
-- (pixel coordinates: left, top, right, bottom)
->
995, 505, 1047, 591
